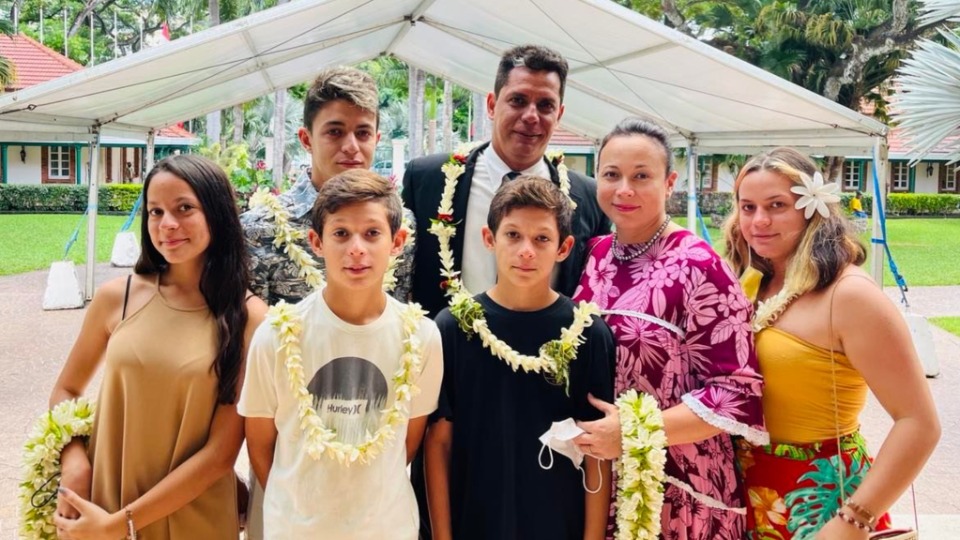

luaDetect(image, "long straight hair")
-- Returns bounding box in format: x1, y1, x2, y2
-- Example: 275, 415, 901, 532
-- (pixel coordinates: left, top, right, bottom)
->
135, 155, 250, 404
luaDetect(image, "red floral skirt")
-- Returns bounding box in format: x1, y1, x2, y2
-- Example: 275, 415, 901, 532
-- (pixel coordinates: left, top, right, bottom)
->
735, 432, 891, 539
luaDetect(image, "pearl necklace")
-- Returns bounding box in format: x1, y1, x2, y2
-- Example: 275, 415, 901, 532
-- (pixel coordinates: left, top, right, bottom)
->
611, 216, 672, 262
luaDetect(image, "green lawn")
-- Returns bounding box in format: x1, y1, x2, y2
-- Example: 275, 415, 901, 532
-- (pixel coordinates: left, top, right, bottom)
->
930, 317, 960, 338
0, 214, 140, 276
0, 215, 958, 286
676, 216, 960, 287
865, 219, 960, 287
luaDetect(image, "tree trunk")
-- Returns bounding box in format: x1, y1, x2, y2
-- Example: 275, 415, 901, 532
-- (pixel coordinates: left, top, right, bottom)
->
427, 119, 437, 154
272, 89, 286, 188
442, 79, 453, 152
232, 104, 244, 145
208, 0, 220, 28
408, 67, 425, 158
67, 0, 98, 38
270, 0, 290, 188
205, 0, 221, 146
472, 92, 488, 141
824, 156, 845, 183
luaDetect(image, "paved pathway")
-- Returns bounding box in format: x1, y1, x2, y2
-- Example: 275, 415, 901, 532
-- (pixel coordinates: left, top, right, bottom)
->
0, 264, 957, 538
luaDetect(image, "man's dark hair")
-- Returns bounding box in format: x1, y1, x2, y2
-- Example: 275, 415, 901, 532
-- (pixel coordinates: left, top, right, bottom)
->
494, 45, 569, 101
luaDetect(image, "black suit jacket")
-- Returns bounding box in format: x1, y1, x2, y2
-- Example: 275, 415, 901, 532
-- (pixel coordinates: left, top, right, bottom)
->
401, 141, 612, 318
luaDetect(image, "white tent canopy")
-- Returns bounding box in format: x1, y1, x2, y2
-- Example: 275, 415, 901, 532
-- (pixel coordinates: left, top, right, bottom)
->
0, 0, 886, 153
0, 0, 890, 296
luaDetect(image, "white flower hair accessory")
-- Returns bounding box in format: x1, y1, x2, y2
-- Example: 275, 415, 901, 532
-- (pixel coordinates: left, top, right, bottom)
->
790, 171, 841, 219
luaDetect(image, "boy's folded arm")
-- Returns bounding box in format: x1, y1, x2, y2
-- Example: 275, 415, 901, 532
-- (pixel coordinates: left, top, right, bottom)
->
245, 417, 278, 488
424, 419, 454, 540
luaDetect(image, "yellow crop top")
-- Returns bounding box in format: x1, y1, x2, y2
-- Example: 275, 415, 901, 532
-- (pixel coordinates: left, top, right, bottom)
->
756, 327, 867, 444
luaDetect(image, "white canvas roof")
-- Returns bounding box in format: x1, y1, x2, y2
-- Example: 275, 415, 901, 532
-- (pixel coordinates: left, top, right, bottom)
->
0, 0, 886, 153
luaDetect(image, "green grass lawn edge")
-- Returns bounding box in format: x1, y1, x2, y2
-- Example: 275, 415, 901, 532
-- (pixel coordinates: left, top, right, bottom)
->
1, 215, 958, 287
930, 317, 960, 338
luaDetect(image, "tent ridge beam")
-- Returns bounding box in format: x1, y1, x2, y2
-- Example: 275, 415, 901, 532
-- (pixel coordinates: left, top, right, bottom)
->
385, 0, 439, 55
107, 27, 388, 125
570, 42, 677, 74
565, 79, 695, 139
240, 28, 278, 93
424, 19, 697, 138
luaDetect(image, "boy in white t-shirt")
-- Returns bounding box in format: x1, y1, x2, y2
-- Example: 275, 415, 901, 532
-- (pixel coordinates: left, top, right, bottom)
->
239, 169, 443, 540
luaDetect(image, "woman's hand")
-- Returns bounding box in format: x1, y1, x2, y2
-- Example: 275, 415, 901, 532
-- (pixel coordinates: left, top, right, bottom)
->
56, 441, 92, 520
814, 516, 869, 540
573, 394, 622, 461
53, 487, 125, 540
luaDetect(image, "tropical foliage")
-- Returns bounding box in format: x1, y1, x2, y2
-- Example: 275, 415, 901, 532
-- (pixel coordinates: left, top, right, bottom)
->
894, 0, 960, 162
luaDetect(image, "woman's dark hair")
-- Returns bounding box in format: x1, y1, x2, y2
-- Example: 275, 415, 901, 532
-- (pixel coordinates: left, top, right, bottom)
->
135, 154, 250, 404
598, 117, 674, 174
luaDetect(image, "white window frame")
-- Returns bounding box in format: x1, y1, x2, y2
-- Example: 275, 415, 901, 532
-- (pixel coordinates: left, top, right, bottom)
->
48, 146, 70, 179
891, 162, 910, 192
946, 164, 959, 192
842, 161, 861, 191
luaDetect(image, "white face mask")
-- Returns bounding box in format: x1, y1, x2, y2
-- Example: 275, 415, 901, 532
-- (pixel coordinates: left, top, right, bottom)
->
538, 418, 603, 494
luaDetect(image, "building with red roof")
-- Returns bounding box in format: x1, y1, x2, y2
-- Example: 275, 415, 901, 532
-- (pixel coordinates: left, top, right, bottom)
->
0, 33, 198, 186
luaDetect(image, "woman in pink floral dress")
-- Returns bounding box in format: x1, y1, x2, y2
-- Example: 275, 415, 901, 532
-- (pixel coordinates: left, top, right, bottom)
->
572, 118, 767, 540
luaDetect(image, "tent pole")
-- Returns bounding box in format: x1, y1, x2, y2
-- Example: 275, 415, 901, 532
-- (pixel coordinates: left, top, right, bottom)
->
85, 129, 102, 300
146, 129, 156, 174
870, 137, 888, 286
685, 139, 697, 235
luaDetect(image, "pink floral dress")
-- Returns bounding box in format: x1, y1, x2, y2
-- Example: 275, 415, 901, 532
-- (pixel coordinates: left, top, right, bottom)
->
574, 230, 768, 540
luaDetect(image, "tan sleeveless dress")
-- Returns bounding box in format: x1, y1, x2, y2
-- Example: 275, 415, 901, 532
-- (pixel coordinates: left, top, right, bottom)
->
86, 277, 238, 539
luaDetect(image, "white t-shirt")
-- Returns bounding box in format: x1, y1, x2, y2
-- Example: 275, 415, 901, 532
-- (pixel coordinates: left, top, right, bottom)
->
238, 291, 443, 540
461, 146, 551, 293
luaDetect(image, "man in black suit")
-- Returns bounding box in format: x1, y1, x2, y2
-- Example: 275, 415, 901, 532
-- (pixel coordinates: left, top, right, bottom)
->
402, 44, 610, 318
402, 44, 611, 539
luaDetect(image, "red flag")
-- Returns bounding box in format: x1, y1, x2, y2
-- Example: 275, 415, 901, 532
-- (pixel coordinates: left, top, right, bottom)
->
160, 22, 171, 42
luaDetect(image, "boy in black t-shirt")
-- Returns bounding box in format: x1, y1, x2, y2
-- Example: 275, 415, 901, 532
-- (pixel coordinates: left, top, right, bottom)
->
424, 176, 614, 540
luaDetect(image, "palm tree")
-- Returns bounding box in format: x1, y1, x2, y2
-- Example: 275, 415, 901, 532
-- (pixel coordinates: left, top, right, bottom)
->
894, 0, 960, 161
0, 19, 17, 91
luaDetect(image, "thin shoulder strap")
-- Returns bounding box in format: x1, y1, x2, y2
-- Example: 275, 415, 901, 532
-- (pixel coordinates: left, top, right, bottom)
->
828, 273, 872, 499
828, 274, 920, 533
121, 275, 132, 321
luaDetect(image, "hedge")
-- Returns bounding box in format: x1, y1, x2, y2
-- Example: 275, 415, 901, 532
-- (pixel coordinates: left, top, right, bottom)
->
886, 193, 960, 216
667, 191, 960, 218
2, 183, 958, 217
0, 184, 143, 213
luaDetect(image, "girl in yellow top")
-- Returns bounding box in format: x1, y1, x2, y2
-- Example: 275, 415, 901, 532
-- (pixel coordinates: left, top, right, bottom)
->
49, 155, 267, 539
724, 148, 939, 540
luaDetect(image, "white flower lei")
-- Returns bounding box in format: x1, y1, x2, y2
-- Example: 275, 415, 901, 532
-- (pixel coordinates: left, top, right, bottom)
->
615, 390, 667, 540
19, 397, 96, 540
249, 189, 413, 292
751, 287, 800, 332
427, 148, 577, 297
431, 148, 594, 388
269, 300, 427, 466
449, 290, 599, 392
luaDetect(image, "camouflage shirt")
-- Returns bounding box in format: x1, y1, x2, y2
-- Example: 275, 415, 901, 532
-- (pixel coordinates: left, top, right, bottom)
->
241, 170, 416, 306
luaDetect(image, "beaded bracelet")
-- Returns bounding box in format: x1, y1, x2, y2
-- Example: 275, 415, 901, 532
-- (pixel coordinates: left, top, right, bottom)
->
844, 499, 878, 526
837, 508, 875, 532
125, 507, 137, 540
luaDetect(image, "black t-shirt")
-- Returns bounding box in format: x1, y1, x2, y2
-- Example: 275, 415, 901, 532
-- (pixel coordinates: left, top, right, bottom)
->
434, 293, 615, 540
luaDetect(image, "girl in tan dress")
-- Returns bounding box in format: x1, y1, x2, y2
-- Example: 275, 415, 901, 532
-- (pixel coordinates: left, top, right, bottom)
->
49, 155, 267, 539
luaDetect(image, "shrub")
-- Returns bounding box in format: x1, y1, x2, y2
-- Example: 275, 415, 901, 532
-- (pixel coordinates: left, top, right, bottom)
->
886, 193, 960, 216
0, 184, 143, 213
